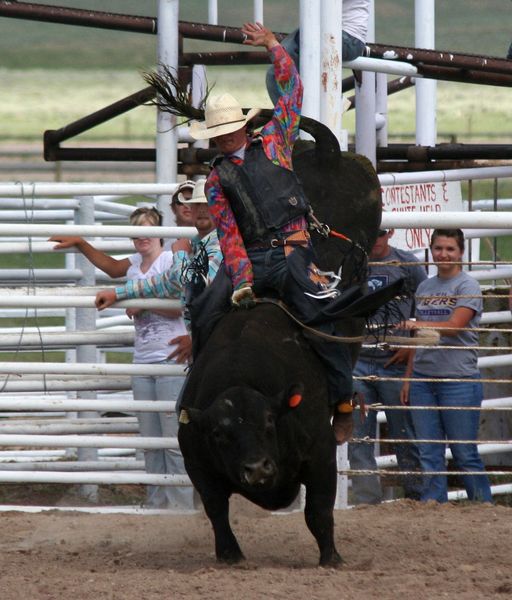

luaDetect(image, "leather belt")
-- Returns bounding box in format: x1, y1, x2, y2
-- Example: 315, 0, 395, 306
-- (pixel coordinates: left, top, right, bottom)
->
247, 231, 310, 251
270, 238, 308, 248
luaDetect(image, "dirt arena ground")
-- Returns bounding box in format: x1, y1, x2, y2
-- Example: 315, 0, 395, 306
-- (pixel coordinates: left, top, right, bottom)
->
1, 498, 511, 600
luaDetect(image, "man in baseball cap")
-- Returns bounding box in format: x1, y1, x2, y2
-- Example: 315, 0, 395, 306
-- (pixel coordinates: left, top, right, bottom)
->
170, 180, 195, 227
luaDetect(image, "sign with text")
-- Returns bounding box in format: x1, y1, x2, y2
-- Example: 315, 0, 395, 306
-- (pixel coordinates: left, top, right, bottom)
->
381, 181, 463, 251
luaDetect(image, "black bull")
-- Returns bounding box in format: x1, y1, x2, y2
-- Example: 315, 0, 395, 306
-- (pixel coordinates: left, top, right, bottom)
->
179, 117, 383, 567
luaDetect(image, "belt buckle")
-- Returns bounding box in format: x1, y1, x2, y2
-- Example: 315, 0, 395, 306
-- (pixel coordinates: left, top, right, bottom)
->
270, 238, 279, 248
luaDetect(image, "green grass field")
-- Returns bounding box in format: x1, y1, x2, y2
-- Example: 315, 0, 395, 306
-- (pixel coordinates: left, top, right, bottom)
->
1, 0, 512, 141
2, 66, 512, 142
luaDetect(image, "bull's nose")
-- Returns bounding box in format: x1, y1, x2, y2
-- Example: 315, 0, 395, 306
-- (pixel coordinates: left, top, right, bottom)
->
243, 458, 276, 486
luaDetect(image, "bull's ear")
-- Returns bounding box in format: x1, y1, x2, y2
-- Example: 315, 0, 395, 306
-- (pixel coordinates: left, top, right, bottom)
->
178, 407, 202, 425
286, 383, 304, 409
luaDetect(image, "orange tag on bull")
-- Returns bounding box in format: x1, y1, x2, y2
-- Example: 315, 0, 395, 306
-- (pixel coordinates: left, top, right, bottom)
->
288, 393, 302, 408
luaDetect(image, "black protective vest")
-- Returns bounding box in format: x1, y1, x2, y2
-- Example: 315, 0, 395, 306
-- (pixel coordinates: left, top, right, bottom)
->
213, 140, 310, 245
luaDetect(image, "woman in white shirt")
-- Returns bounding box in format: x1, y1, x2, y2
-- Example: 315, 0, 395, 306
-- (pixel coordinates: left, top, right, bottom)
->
51, 207, 195, 510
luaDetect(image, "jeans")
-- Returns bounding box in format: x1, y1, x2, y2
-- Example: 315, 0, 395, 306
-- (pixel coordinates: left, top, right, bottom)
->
132, 363, 197, 510
348, 360, 422, 504
266, 28, 367, 104
249, 243, 353, 404
409, 374, 493, 503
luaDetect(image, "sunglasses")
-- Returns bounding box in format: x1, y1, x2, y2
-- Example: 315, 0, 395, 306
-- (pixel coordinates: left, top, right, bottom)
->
130, 206, 162, 224
129, 207, 163, 243
378, 229, 388, 237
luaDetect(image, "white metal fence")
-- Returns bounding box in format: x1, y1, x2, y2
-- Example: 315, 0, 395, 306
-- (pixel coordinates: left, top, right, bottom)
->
0, 177, 510, 513
0, 183, 195, 512
1, 0, 512, 512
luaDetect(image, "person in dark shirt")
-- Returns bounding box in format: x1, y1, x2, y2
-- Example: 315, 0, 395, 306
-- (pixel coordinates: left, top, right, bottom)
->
349, 229, 424, 504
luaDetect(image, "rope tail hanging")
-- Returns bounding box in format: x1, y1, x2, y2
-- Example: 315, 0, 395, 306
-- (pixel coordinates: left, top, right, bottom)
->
180, 240, 210, 297
364, 294, 410, 344
0, 183, 48, 394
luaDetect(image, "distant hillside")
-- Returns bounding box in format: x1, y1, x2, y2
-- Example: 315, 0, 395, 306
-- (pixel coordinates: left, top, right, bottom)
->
0, 0, 510, 69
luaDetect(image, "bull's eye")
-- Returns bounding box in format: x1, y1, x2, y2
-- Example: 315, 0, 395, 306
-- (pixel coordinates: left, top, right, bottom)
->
211, 427, 223, 442
211, 425, 231, 445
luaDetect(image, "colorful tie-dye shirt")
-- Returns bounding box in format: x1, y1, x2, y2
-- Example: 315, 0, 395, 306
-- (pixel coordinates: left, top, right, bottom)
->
205, 43, 305, 291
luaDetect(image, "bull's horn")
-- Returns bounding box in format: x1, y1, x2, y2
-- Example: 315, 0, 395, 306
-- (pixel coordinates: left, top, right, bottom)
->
179, 409, 190, 425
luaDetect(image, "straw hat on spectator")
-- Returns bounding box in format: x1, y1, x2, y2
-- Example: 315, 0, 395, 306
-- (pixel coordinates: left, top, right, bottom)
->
190, 93, 261, 140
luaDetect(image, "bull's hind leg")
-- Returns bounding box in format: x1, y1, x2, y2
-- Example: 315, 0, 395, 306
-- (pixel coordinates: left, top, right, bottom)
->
303, 456, 342, 567
201, 490, 245, 564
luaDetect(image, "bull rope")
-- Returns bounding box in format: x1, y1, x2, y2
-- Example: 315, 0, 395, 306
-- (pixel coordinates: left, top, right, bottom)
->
255, 298, 364, 343
255, 298, 440, 346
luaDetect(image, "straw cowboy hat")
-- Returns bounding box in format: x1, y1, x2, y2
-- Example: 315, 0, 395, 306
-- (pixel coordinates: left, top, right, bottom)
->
189, 93, 261, 140
180, 179, 208, 203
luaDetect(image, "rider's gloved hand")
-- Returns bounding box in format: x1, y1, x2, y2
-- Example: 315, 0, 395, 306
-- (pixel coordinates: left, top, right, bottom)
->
231, 286, 256, 309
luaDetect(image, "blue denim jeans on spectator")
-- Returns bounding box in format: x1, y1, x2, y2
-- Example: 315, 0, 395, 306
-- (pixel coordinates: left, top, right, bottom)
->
132, 364, 197, 510
348, 360, 422, 504
409, 374, 493, 503
266, 28, 366, 104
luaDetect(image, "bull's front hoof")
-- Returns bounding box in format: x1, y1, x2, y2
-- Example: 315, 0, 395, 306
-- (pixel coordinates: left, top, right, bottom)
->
319, 551, 343, 569
217, 550, 245, 565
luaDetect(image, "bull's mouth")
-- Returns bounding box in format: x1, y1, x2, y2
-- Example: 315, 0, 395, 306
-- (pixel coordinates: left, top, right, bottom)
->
240, 458, 277, 488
